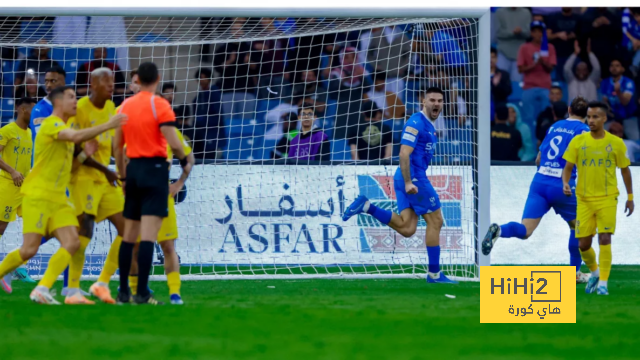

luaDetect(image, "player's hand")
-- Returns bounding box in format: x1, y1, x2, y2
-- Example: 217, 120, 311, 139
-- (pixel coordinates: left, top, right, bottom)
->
84, 139, 99, 157
405, 183, 418, 195
105, 170, 120, 187
625, 200, 634, 217
170, 180, 184, 198
10, 170, 24, 187
563, 183, 572, 197
107, 113, 128, 129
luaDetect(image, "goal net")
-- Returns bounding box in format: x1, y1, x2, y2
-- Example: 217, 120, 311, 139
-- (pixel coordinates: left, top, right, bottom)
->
0, 14, 488, 280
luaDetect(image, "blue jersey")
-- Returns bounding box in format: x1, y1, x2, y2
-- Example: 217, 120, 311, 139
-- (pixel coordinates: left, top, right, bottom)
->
395, 112, 438, 179
29, 97, 53, 166
535, 118, 589, 184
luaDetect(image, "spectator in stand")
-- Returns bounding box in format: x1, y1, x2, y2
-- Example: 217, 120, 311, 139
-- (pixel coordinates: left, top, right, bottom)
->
75, 47, 126, 97
536, 100, 568, 146
429, 27, 468, 77
213, 18, 254, 93
507, 103, 535, 161
491, 47, 513, 112
563, 40, 601, 102
287, 21, 345, 79
366, 26, 411, 98
546, 7, 581, 81
328, 46, 372, 102
363, 72, 405, 120
601, 59, 638, 139
491, 105, 523, 161
518, 20, 557, 147
271, 112, 299, 159
581, 7, 622, 79
288, 106, 330, 161
292, 70, 329, 114
622, 7, 640, 76
348, 101, 393, 161
161, 82, 192, 126
495, 7, 532, 82
14, 40, 61, 87
192, 67, 224, 159
13, 72, 46, 100
609, 121, 640, 161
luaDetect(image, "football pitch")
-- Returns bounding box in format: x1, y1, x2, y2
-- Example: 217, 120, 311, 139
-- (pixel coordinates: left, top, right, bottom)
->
1, 266, 639, 360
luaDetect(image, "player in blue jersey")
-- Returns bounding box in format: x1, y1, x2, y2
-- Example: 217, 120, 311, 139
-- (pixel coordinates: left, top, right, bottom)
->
342, 87, 457, 284
482, 97, 591, 283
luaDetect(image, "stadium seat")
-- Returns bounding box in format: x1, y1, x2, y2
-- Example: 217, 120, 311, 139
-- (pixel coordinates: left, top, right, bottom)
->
226, 118, 268, 138
0, 98, 15, 123
225, 136, 265, 160
256, 99, 281, 122
331, 139, 351, 161
258, 139, 278, 159
507, 81, 523, 102
221, 92, 257, 121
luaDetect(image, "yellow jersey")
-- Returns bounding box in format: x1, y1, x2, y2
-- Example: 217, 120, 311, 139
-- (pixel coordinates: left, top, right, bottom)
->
166, 128, 192, 161
69, 97, 116, 183
21, 115, 74, 204
563, 131, 630, 199
0, 122, 32, 180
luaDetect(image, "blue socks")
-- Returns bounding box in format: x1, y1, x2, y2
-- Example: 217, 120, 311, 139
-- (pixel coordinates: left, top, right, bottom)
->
427, 246, 440, 273
500, 222, 527, 239
568, 229, 582, 272
366, 203, 392, 225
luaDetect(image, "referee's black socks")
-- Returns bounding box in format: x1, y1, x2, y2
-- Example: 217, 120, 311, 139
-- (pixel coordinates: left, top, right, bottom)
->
137, 241, 155, 297
119, 241, 135, 293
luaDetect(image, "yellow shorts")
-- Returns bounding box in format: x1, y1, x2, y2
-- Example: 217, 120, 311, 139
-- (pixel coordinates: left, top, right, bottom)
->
136, 196, 178, 243
0, 177, 23, 222
22, 196, 79, 236
576, 196, 618, 237
71, 179, 124, 223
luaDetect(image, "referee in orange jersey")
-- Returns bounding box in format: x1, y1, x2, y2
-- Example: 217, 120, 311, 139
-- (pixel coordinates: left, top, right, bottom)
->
113, 62, 191, 305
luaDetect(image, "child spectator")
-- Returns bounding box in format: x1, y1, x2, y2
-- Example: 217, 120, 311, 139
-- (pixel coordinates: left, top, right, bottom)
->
288, 106, 330, 161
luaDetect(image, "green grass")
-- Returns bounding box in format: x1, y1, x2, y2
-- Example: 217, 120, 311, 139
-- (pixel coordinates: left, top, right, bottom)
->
1, 266, 639, 360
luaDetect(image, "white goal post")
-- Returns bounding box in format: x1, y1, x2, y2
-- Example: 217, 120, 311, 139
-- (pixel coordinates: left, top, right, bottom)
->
0, 6, 491, 281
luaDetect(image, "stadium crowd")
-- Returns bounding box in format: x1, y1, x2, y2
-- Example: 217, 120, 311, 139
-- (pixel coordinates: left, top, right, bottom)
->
491, 7, 640, 162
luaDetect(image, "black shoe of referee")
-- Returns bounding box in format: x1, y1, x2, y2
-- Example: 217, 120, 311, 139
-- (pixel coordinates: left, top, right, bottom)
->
116, 291, 132, 304
134, 293, 164, 305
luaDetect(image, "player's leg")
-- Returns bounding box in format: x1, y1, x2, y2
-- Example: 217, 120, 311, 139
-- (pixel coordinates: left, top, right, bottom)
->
423, 209, 455, 283
0, 188, 36, 284
160, 240, 182, 305
135, 215, 163, 304
576, 200, 600, 294
0, 233, 41, 294
594, 202, 616, 295
482, 182, 550, 255
117, 218, 140, 303
0, 220, 13, 291
129, 243, 140, 295
65, 213, 94, 301
565, 219, 589, 283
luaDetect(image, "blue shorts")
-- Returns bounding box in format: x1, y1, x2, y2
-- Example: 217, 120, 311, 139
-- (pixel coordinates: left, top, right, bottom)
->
522, 179, 577, 222
394, 176, 441, 216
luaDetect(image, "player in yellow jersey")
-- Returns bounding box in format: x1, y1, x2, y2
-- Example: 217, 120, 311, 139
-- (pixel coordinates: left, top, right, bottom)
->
0, 86, 126, 304
64, 68, 124, 304
0, 97, 36, 292
562, 101, 634, 296
89, 128, 194, 305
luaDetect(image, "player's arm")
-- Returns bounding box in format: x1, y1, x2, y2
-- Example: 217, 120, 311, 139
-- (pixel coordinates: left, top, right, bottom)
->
57, 114, 127, 144
113, 125, 126, 182
0, 144, 24, 187
621, 166, 634, 216
535, 151, 541, 167
161, 126, 191, 181
170, 152, 195, 197
399, 145, 417, 194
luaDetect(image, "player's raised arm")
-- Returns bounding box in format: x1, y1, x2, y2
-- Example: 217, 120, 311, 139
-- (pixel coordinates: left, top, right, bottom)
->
399, 145, 416, 194
58, 113, 127, 144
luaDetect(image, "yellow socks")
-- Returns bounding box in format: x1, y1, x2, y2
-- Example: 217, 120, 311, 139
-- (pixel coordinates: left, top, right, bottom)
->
580, 247, 598, 273
599, 244, 612, 281
68, 236, 91, 289
98, 236, 122, 284
0, 249, 25, 278
167, 271, 181, 296
129, 275, 138, 295
38, 248, 72, 289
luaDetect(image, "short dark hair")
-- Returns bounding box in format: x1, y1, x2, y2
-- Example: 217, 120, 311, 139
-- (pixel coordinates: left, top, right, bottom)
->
588, 101, 610, 114
490, 47, 497, 56
299, 105, 315, 116
569, 96, 589, 118
49, 85, 75, 104
551, 101, 568, 119
15, 97, 37, 108
137, 62, 159, 85
610, 58, 624, 67
361, 101, 383, 119
194, 67, 213, 80
551, 85, 563, 93
46, 66, 66, 77
162, 82, 176, 93
424, 86, 444, 97
495, 105, 509, 121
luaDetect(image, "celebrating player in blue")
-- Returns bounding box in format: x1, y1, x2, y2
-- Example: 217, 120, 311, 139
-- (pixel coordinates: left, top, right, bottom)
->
482, 97, 591, 283
342, 87, 457, 284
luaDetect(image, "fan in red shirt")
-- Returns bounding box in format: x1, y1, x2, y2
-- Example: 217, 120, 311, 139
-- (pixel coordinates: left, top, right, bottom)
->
113, 62, 192, 305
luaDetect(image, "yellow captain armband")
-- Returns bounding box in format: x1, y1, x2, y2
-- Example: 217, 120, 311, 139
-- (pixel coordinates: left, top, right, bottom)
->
628, 194, 634, 201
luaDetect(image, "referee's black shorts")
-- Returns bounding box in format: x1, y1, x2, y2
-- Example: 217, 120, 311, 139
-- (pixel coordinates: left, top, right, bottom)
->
123, 157, 169, 220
